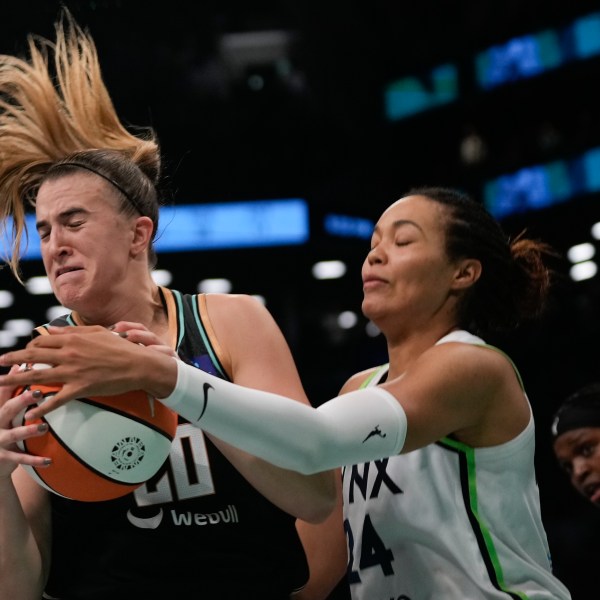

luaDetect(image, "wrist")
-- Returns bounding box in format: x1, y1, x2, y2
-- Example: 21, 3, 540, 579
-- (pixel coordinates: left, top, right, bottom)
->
138, 350, 179, 399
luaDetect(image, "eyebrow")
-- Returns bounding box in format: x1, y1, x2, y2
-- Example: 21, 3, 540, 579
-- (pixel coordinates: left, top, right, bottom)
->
372, 219, 425, 235
35, 207, 90, 231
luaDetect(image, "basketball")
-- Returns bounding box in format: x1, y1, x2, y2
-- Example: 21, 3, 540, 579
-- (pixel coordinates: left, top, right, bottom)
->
12, 364, 178, 502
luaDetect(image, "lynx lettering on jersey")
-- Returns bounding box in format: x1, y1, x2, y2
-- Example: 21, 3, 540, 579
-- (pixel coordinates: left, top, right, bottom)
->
343, 458, 403, 503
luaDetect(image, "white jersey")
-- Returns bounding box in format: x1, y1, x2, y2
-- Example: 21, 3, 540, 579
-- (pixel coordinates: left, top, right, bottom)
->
342, 330, 571, 600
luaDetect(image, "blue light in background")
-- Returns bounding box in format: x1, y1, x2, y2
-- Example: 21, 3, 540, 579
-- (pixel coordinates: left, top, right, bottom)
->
1, 198, 310, 261
572, 13, 600, 58
475, 12, 600, 90
484, 146, 600, 219
324, 214, 374, 240
383, 12, 600, 122
384, 64, 458, 121
156, 198, 309, 251
476, 31, 558, 90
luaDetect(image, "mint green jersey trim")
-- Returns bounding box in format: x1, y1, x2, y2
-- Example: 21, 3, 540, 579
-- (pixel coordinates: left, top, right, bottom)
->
359, 364, 389, 389
170, 289, 187, 349
440, 436, 529, 600
66, 314, 76, 326
191, 294, 227, 379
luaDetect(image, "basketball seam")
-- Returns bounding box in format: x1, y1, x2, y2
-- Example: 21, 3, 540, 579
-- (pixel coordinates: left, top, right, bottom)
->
81, 397, 176, 441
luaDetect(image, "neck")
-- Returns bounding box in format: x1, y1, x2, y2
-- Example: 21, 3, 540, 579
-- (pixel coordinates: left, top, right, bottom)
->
71, 280, 166, 333
384, 324, 459, 380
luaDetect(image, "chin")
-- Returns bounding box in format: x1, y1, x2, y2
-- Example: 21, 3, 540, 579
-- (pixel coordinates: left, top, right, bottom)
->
362, 299, 384, 322
55, 289, 87, 313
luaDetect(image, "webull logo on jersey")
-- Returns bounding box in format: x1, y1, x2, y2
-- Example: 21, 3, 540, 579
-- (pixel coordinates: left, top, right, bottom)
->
170, 504, 239, 526
127, 504, 239, 529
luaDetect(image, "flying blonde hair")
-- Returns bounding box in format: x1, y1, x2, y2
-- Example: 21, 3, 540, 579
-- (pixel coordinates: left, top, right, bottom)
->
0, 9, 160, 279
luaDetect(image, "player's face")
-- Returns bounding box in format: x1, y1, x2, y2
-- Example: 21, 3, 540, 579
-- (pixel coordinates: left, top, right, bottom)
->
35, 172, 137, 315
361, 195, 460, 330
553, 427, 600, 507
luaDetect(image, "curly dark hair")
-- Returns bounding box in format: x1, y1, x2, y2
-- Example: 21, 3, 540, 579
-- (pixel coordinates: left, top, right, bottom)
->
407, 186, 554, 335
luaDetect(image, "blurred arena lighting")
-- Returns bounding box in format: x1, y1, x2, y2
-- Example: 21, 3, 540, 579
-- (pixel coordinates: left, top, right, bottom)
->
312, 260, 347, 280
0, 290, 14, 308
0, 331, 17, 348
324, 214, 374, 240
569, 260, 597, 282
218, 29, 298, 88
483, 145, 600, 219
366, 321, 381, 337
25, 276, 53, 295
46, 305, 69, 321
459, 129, 488, 166
198, 278, 233, 293
384, 11, 600, 122
337, 310, 358, 329
591, 222, 600, 240
567, 242, 595, 263
384, 64, 459, 121
151, 269, 173, 286
3, 318, 35, 337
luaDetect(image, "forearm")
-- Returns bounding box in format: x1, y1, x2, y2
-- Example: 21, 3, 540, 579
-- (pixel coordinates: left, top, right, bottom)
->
0, 478, 45, 600
160, 360, 407, 474
208, 436, 336, 522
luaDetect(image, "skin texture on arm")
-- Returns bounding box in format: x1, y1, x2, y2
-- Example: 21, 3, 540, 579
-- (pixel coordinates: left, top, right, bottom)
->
0, 383, 52, 600
198, 294, 336, 522
377, 341, 531, 451
293, 471, 347, 600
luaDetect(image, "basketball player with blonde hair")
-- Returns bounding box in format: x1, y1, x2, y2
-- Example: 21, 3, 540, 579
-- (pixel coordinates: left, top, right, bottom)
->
0, 11, 345, 600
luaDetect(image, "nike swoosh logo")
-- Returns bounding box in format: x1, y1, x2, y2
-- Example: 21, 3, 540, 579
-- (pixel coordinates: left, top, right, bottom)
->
126, 508, 164, 529
198, 382, 213, 422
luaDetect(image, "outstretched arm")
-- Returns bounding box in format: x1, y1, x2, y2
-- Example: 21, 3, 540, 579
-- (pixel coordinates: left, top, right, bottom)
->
159, 358, 407, 473
0, 334, 407, 475
0, 324, 524, 474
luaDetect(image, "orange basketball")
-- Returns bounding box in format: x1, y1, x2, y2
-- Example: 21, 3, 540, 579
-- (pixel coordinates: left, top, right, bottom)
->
12, 371, 178, 502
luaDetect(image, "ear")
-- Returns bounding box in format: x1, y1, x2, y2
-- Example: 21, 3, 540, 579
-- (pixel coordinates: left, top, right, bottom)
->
451, 258, 482, 291
130, 216, 154, 258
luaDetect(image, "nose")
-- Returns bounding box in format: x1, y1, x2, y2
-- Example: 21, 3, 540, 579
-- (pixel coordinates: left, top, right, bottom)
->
44, 228, 71, 261
367, 244, 385, 265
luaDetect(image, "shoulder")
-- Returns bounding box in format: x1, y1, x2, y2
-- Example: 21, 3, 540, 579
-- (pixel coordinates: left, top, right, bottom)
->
202, 293, 300, 382
401, 341, 529, 446
416, 341, 518, 389
204, 293, 269, 318
202, 293, 276, 334
339, 365, 387, 394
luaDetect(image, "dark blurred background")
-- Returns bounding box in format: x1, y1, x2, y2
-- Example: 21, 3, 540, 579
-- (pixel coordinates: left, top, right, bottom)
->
2, 1, 600, 598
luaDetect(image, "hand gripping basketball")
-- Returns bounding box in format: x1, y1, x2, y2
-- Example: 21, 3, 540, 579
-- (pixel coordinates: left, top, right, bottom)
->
12, 363, 178, 502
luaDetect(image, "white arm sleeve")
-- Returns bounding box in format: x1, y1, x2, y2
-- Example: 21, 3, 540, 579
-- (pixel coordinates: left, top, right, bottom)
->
159, 360, 407, 474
